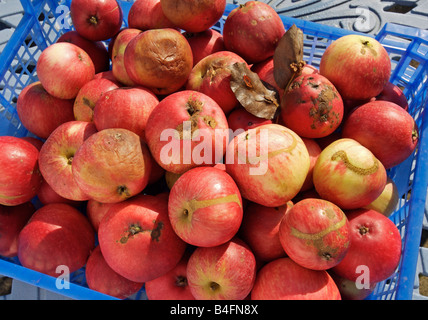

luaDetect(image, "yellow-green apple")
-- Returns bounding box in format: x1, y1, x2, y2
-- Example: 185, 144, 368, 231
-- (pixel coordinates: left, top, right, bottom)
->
16, 81, 75, 139
227, 107, 272, 132
160, 0, 226, 33
17, 203, 95, 277
330, 272, 376, 300
251, 257, 341, 300
183, 29, 225, 66
38, 121, 98, 201
97, 193, 187, 283
70, 0, 123, 41
73, 77, 120, 122
225, 124, 310, 207
364, 177, 399, 217
332, 208, 402, 284
93, 86, 159, 142
128, 0, 176, 31
319, 34, 391, 100
186, 51, 248, 115
168, 166, 243, 247
341, 100, 419, 169
223, 1, 285, 63
36, 42, 95, 99
313, 138, 387, 210
72, 128, 152, 203
124, 28, 193, 95
57, 30, 109, 73
0, 202, 35, 257
145, 252, 195, 300
145, 90, 229, 174
0, 136, 43, 206
278, 198, 350, 270
85, 246, 144, 299
186, 238, 257, 300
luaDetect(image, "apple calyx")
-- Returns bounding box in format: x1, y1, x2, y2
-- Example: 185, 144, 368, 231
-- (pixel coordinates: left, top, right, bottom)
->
331, 150, 379, 175
175, 275, 188, 288
359, 225, 370, 236
88, 15, 99, 26
119, 221, 164, 244
209, 281, 221, 292
117, 185, 131, 197
412, 128, 419, 142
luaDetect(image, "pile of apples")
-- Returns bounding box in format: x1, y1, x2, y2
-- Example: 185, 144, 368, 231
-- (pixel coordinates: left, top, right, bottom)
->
0, 0, 419, 300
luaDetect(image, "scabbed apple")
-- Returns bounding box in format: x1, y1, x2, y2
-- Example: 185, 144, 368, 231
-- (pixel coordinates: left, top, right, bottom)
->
186, 51, 248, 115
145, 90, 229, 174
72, 128, 152, 203
98, 193, 187, 283
57, 30, 110, 73
36, 42, 95, 99
319, 34, 391, 101
332, 208, 402, 284
168, 166, 243, 247
363, 177, 399, 217
93, 86, 159, 142
85, 246, 144, 299
73, 77, 120, 122
278, 198, 350, 270
227, 107, 272, 132
17, 203, 95, 277
251, 257, 341, 300
313, 138, 387, 210
124, 28, 193, 95
16, 81, 75, 139
184, 29, 225, 66
70, 0, 123, 41
225, 124, 310, 207
341, 100, 419, 169
111, 28, 142, 87
223, 1, 285, 63
186, 238, 257, 300
128, 0, 176, 31
160, 0, 226, 33
0, 202, 35, 257
38, 121, 98, 201
239, 201, 292, 262
145, 252, 195, 300
0, 136, 43, 206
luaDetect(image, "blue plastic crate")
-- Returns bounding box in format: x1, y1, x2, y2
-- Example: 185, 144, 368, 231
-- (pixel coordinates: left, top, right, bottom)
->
0, 1, 427, 300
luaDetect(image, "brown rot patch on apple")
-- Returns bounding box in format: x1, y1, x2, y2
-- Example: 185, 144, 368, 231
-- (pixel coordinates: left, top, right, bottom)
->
331, 150, 379, 175
150, 221, 163, 242
119, 223, 143, 244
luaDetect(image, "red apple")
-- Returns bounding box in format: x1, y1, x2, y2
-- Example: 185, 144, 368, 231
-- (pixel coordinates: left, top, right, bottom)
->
72, 128, 152, 203
73, 77, 120, 122
165, 171, 183, 190
186, 51, 248, 115
70, 0, 123, 41
186, 238, 257, 300
0, 202, 35, 257
227, 107, 272, 132
98, 193, 187, 283
363, 177, 399, 217
251, 57, 284, 100
223, 1, 286, 63
225, 124, 310, 207
332, 208, 402, 284
183, 29, 225, 66
0, 136, 43, 206
20, 136, 44, 151
86, 199, 114, 232
319, 34, 391, 100
17, 203, 95, 277
160, 0, 226, 33
301, 64, 319, 75
341, 100, 419, 169
124, 28, 193, 95
300, 138, 322, 192
145, 90, 229, 174
111, 28, 142, 87
128, 0, 176, 30
38, 121, 98, 201
168, 166, 243, 247
16, 81, 75, 139
145, 252, 195, 300
376, 81, 408, 110
85, 246, 144, 299
251, 257, 341, 300
37, 179, 83, 207
313, 138, 387, 210
280, 73, 344, 139
93, 70, 117, 82
278, 198, 350, 270
239, 201, 292, 262
57, 30, 110, 73
93, 86, 159, 142
36, 42, 95, 99
330, 272, 376, 300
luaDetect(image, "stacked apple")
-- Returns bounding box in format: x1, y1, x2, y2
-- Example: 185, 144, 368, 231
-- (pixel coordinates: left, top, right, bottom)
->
0, 0, 418, 300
